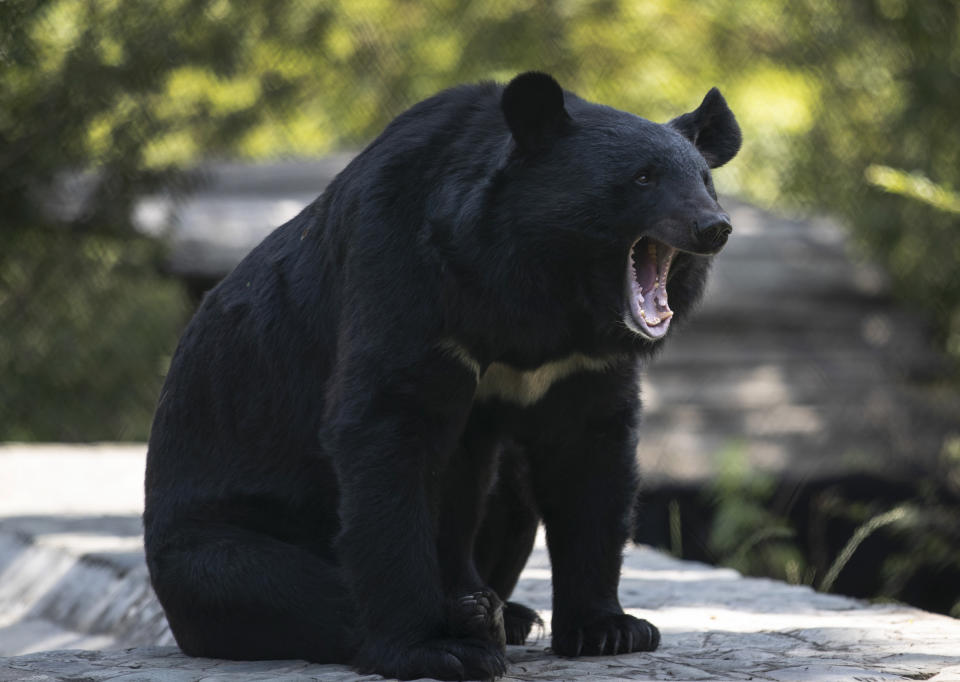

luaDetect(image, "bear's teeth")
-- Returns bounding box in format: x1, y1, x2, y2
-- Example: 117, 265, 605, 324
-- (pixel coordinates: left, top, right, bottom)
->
639, 304, 672, 326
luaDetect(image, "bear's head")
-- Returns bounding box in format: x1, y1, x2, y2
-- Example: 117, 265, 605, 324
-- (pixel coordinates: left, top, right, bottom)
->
497, 72, 741, 345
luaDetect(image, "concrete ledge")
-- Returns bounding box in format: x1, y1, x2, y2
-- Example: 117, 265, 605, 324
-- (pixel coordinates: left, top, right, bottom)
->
3, 446, 960, 680
2, 539, 960, 680
0, 527, 172, 653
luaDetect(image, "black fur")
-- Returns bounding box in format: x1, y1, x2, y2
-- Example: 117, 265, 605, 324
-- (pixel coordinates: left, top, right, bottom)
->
144, 72, 740, 680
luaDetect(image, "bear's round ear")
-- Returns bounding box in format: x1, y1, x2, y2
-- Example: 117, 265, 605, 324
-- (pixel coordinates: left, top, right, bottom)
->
501, 71, 570, 152
668, 88, 742, 168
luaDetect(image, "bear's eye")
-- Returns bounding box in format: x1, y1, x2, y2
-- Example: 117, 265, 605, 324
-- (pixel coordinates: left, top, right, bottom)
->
634, 170, 653, 186
702, 170, 717, 196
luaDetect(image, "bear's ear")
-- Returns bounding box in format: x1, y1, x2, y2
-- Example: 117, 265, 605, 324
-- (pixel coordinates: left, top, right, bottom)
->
668, 88, 742, 168
501, 71, 570, 152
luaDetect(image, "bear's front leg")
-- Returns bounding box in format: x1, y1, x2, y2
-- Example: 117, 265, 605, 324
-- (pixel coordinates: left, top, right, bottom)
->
436, 425, 510, 650
527, 376, 660, 658
327, 352, 506, 681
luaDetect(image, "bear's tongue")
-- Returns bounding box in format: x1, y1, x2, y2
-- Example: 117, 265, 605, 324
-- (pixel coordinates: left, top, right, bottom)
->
630, 238, 675, 337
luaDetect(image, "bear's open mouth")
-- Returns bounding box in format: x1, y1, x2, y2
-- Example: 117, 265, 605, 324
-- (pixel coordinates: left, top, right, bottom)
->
624, 237, 676, 340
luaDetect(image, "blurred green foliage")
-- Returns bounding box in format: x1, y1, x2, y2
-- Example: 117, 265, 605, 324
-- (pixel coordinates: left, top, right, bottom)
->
708, 444, 813, 586
705, 445, 960, 613
1, 230, 186, 440
2, 0, 308, 440
1, 0, 959, 440
866, 166, 960, 216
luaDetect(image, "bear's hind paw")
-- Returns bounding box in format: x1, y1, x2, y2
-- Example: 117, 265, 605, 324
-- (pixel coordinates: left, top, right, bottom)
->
503, 601, 543, 645
357, 637, 507, 681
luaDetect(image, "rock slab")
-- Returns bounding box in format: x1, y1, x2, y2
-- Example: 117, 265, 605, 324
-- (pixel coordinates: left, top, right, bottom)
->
2, 528, 960, 680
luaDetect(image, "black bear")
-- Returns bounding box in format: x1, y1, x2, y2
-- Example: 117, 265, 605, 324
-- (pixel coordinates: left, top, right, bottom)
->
144, 72, 741, 680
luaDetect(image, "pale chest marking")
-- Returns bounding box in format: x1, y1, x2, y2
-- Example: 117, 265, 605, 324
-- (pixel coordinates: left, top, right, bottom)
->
439, 339, 627, 407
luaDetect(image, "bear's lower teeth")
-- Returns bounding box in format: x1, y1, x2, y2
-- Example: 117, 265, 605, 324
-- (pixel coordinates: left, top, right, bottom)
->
627, 236, 677, 336
639, 308, 673, 325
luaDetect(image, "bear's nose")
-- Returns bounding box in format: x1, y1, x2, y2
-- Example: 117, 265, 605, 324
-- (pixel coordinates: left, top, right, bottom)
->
695, 213, 732, 252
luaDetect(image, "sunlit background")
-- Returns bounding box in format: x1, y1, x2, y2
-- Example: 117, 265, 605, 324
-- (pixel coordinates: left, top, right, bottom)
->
2, 1, 959, 618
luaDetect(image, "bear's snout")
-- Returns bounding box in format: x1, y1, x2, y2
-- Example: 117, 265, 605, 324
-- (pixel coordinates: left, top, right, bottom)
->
693, 212, 732, 253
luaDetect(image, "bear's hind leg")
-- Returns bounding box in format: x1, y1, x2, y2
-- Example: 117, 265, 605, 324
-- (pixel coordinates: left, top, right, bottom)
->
146, 523, 359, 663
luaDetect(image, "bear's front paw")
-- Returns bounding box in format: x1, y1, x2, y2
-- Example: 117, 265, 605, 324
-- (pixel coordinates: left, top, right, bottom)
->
448, 588, 506, 649
552, 613, 659, 657
357, 637, 507, 681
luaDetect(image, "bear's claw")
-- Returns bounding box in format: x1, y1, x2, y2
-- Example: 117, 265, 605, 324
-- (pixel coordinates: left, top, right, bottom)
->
552, 613, 659, 657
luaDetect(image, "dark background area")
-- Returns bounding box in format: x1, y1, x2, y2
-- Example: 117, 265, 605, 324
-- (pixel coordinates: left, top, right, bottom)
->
2, 1, 959, 617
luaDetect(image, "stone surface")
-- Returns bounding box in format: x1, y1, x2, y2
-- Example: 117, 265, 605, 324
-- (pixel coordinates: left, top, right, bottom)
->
0, 445, 174, 657
1, 544, 960, 680
2, 445, 960, 680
